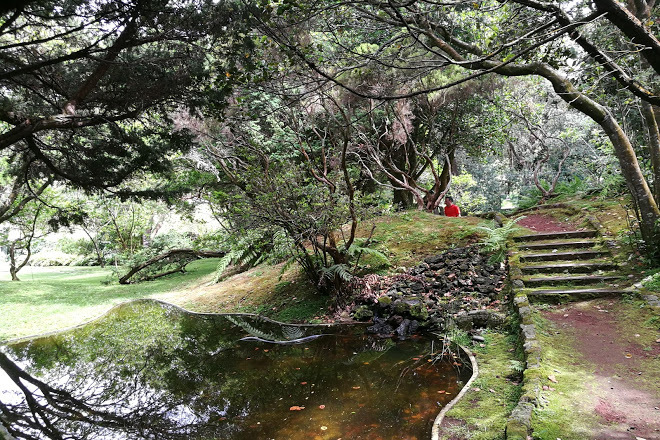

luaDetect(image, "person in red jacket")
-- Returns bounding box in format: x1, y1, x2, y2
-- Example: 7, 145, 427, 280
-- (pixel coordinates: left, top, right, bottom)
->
444, 196, 461, 217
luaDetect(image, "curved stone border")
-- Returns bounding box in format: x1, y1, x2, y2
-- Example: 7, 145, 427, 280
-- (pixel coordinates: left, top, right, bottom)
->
3, 298, 363, 345
431, 344, 479, 440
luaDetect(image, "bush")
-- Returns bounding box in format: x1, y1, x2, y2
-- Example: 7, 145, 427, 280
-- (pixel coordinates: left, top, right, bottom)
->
31, 250, 77, 266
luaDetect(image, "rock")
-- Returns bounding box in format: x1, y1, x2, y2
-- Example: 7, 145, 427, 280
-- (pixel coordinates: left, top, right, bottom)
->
424, 255, 444, 264
367, 317, 394, 336
506, 402, 533, 439
395, 319, 420, 338
410, 282, 425, 292
393, 299, 411, 314
353, 305, 374, 321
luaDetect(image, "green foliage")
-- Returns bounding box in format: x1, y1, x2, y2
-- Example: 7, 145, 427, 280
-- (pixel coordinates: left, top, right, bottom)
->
641, 271, 660, 292
212, 229, 292, 283
553, 177, 587, 197
445, 328, 472, 347
342, 238, 391, 268
476, 216, 526, 263
319, 264, 354, 284
451, 172, 488, 215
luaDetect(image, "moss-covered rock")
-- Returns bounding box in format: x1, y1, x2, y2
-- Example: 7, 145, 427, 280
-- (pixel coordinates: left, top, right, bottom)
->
352, 305, 374, 321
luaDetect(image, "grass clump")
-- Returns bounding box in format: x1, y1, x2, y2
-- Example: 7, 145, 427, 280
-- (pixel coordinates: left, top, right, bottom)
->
364, 211, 483, 269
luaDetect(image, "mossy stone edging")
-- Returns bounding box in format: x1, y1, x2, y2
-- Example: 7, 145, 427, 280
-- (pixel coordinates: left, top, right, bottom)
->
506, 288, 542, 440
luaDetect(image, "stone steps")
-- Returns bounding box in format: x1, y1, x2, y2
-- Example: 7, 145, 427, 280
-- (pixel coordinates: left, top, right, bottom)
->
526, 288, 628, 303
518, 240, 599, 251
512, 228, 631, 304
522, 274, 624, 288
514, 230, 598, 242
519, 250, 609, 263
520, 261, 618, 275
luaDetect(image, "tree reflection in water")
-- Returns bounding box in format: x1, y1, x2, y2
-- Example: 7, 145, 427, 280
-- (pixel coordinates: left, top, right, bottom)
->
0, 300, 469, 440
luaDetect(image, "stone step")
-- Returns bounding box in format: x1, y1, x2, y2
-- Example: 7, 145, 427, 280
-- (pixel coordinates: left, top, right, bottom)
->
527, 288, 628, 303
522, 275, 624, 288
514, 230, 598, 242
519, 250, 609, 263
518, 240, 600, 251
521, 261, 618, 274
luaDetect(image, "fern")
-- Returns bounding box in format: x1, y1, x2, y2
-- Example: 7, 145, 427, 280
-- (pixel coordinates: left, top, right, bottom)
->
476, 216, 526, 263
278, 256, 298, 280
320, 264, 354, 283
212, 230, 287, 283
342, 238, 391, 267
509, 360, 525, 373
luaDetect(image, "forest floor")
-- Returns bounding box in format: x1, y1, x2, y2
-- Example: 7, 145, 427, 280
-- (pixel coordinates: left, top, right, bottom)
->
514, 213, 660, 440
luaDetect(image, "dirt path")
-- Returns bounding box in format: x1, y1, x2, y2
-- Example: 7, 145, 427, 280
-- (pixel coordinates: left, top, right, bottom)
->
543, 300, 660, 439
519, 212, 660, 439
517, 213, 585, 233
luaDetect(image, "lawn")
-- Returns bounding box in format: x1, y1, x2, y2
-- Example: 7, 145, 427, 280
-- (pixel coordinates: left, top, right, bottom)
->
0, 259, 220, 341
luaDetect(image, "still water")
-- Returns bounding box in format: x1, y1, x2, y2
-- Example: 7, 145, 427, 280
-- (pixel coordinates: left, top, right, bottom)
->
0, 300, 470, 440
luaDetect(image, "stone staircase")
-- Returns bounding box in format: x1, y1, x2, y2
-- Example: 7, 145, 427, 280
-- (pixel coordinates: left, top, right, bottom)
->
511, 230, 630, 303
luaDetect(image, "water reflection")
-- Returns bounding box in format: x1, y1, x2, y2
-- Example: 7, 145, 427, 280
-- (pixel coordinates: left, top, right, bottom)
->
0, 300, 471, 440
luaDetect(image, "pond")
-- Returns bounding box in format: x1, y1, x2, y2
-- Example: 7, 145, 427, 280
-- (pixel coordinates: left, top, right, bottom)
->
0, 300, 471, 440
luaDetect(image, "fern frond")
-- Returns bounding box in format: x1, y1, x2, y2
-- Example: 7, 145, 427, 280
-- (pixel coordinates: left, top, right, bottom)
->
320, 264, 353, 282
278, 256, 298, 280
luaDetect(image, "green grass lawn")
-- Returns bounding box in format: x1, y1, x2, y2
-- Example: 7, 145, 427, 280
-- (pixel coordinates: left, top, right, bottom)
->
0, 259, 220, 342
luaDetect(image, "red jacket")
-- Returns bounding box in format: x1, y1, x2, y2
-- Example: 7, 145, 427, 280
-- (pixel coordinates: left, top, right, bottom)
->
444, 204, 460, 217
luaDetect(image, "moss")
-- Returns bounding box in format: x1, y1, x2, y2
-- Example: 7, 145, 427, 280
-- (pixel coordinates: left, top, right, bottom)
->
352, 305, 374, 320
377, 295, 392, 306
409, 302, 429, 320
529, 311, 602, 440
436, 331, 523, 440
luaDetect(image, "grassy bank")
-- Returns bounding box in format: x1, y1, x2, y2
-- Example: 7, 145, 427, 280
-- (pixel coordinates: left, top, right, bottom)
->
0, 212, 485, 341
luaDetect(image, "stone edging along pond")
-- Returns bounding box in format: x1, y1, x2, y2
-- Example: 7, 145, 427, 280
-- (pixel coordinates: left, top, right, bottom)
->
431, 344, 479, 440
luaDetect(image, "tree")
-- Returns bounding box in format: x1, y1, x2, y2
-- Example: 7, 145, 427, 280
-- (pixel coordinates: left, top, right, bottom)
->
178, 79, 384, 293
352, 78, 506, 211
0, 0, 256, 223
1, 197, 56, 281
261, 0, 660, 256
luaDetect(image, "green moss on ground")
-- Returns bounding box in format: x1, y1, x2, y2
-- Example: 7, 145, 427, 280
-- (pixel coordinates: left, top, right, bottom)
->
436, 330, 523, 440
529, 312, 600, 440
361, 211, 483, 270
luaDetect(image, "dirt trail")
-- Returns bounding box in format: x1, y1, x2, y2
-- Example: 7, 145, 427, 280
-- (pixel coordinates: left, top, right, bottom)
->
521, 213, 660, 440
544, 300, 660, 439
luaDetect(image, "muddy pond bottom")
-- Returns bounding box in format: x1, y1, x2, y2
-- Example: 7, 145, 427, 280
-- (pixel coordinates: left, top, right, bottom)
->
0, 300, 471, 440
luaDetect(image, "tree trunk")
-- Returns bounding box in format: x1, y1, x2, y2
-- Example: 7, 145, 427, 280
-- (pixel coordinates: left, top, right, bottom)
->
119, 249, 225, 284
641, 102, 660, 204
9, 242, 19, 281
392, 187, 414, 210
